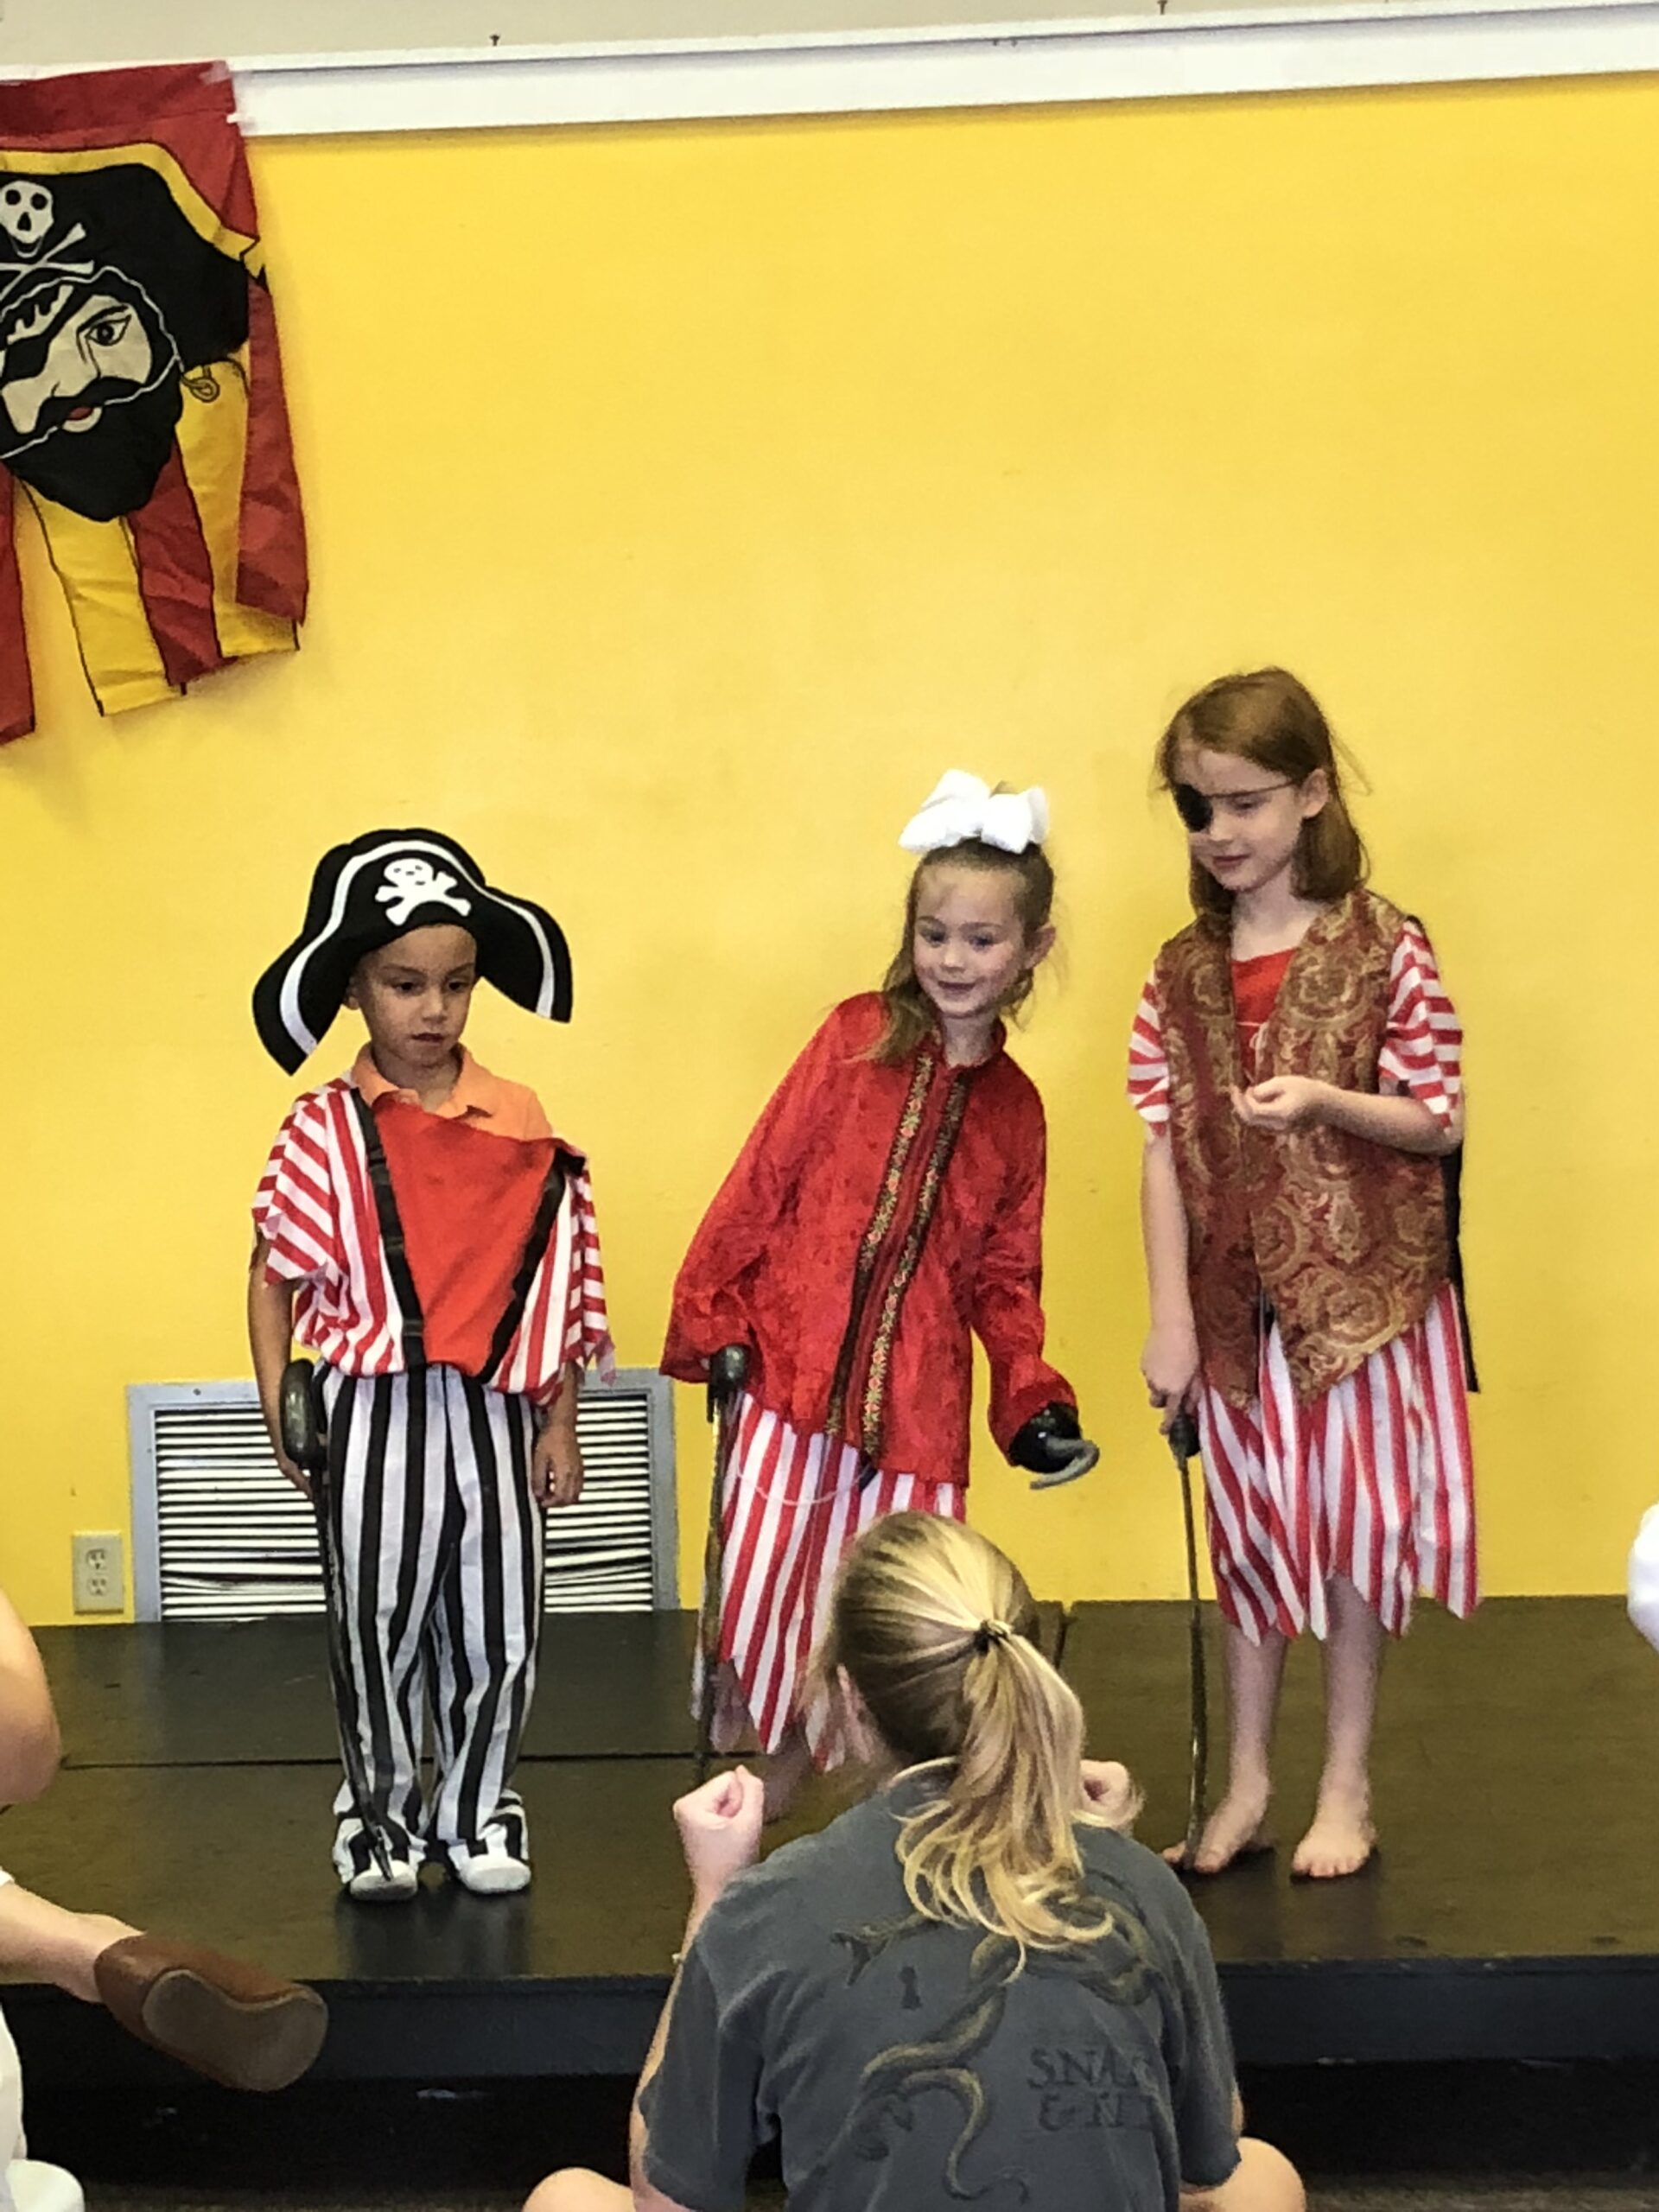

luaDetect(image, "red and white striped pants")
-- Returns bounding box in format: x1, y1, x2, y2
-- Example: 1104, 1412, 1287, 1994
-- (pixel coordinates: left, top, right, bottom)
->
1200, 1285, 1477, 1643
704, 1395, 964, 1761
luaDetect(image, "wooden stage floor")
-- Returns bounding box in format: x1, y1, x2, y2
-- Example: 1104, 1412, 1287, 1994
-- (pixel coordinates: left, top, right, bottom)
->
3, 1597, 1654, 2091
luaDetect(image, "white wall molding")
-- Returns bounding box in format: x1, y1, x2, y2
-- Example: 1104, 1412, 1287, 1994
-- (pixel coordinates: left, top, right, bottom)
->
8, 5, 1659, 137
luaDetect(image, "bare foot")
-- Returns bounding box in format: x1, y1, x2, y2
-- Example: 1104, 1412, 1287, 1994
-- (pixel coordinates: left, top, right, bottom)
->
762, 1731, 813, 1823
1163, 1781, 1272, 1875
1292, 1787, 1375, 1880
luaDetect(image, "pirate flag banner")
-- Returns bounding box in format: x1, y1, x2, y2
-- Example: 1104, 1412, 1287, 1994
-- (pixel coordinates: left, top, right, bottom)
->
0, 60, 306, 741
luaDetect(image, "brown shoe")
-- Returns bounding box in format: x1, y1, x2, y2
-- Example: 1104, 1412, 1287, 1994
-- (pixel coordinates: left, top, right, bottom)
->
92, 1934, 327, 2092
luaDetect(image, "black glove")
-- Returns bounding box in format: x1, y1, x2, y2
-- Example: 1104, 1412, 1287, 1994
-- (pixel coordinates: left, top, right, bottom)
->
1008, 1403, 1099, 1491
707, 1344, 751, 1420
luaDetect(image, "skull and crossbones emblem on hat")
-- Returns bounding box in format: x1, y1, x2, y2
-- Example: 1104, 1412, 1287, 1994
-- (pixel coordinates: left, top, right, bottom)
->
376, 857, 474, 930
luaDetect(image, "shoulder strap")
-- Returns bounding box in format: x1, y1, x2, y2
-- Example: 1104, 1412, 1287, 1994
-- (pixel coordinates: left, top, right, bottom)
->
347, 1090, 427, 1371
483, 1147, 577, 1382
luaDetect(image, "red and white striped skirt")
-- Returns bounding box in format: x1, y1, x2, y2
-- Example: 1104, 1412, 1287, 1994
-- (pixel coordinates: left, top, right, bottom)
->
1199, 1284, 1477, 1643
704, 1394, 964, 1762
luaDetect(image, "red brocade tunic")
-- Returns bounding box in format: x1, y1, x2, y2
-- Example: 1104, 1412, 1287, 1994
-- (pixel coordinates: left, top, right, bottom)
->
662, 994, 1073, 1490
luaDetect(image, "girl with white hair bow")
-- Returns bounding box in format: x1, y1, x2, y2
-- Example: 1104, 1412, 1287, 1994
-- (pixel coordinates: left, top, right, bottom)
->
662, 773, 1097, 1819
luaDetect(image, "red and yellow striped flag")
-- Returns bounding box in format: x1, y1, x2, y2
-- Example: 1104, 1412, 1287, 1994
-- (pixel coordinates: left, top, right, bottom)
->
0, 60, 306, 740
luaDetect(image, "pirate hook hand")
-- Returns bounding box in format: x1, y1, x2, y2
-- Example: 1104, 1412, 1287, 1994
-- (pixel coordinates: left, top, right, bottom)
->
707, 1344, 750, 1416
1010, 1404, 1100, 1491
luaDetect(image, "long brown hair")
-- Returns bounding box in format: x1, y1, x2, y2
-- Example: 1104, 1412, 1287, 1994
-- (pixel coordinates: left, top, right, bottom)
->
873, 840, 1055, 1065
814, 1512, 1138, 1956
1156, 667, 1368, 926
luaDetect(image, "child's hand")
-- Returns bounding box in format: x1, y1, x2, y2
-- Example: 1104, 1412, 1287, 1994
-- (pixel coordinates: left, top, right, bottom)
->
531, 1423, 584, 1510
673, 1764, 765, 1910
1231, 1076, 1330, 1135
1141, 1323, 1200, 1433
277, 1452, 312, 1503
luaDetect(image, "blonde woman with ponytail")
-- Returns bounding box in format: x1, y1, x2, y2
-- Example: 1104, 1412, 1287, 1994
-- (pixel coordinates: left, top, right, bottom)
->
528, 1516, 1303, 2212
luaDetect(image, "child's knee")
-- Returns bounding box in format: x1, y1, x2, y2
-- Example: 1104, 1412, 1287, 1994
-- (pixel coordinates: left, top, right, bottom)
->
523, 2169, 626, 2212
1184, 2137, 1305, 2212
523, 2171, 571, 2212
1236, 2137, 1305, 2212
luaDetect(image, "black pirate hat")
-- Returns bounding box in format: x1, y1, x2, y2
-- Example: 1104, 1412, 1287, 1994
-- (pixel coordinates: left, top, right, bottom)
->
253, 828, 573, 1074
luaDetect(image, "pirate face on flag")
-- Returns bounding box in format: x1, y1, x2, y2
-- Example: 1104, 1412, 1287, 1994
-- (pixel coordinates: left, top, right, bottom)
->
0, 167, 247, 521
0, 62, 307, 745
254, 830, 575, 1077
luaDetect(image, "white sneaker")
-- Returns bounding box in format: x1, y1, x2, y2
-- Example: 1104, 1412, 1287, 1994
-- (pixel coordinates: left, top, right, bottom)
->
450, 1846, 531, 1897
444, 1792, 531, 1895
346, 1858, 419, 1903
334, 1817, 419, 1903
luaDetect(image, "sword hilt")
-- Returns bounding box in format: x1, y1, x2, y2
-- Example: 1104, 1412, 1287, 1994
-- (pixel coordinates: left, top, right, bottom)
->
707, 1344, 750, 1422
1166, 1409, 1201, 1465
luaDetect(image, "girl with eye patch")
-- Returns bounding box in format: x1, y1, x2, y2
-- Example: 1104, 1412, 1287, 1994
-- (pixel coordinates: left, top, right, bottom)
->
1127, 668, 1476, 1880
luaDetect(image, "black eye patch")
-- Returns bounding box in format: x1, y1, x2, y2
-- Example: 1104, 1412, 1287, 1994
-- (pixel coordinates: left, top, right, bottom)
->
1173, 784, 1214, 834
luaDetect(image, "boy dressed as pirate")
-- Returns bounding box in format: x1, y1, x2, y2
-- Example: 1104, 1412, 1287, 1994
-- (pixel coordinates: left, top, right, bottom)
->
248, 830, 611, 1901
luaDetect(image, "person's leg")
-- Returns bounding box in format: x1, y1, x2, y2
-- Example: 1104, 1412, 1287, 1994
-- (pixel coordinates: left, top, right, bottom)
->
701, 1662, 755, 1759
0, 2004, 22, 2194
321, 1369, 437, 1898
760, 1726, 812, 1822
1292, 1574, 1380, 1878
429, 1377, 543, 1892
1184, 2136, 1306, 2212
0, 1884, 133, 2002
1170, 1374, 1300, 1875
523, 2171, 630, 2212
0, 1880, 326, 2094
712, 1402, 824, 1825
1171, 1620, 1285, 1875
766, 1435, 912, 1824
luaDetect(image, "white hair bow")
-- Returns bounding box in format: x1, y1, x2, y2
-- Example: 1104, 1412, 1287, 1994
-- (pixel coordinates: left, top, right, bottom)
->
898, 771, 1050, 857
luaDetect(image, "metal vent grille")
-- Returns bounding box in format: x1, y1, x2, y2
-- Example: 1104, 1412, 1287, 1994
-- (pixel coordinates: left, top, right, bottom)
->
129, 1374, 678, 1622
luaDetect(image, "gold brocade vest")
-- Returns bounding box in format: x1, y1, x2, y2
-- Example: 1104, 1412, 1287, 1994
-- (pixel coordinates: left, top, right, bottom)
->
1156, 888, 1449, 1408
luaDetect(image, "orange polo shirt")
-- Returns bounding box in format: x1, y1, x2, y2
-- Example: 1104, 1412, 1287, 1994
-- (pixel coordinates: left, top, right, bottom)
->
351, 1046, 553, 1143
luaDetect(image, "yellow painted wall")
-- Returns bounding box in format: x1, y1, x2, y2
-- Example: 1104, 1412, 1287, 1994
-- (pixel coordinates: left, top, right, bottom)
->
2, 80, 1647, 1621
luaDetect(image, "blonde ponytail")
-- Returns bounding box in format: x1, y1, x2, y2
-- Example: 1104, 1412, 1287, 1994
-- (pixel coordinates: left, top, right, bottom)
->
815, 1513, 1140, 1957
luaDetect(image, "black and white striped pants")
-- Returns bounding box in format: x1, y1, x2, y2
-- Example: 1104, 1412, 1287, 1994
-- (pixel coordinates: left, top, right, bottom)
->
316, 1365, 543, 1869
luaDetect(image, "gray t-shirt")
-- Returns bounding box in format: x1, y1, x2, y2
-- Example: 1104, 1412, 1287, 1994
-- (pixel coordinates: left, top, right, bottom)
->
640, 1777, 1239, 2211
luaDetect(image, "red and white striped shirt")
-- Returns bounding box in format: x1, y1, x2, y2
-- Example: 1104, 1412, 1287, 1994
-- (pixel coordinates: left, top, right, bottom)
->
254, 1068, 611, 1404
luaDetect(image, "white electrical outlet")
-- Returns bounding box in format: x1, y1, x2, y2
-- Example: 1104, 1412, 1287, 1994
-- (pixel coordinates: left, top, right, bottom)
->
72, 1532, 124, 1615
